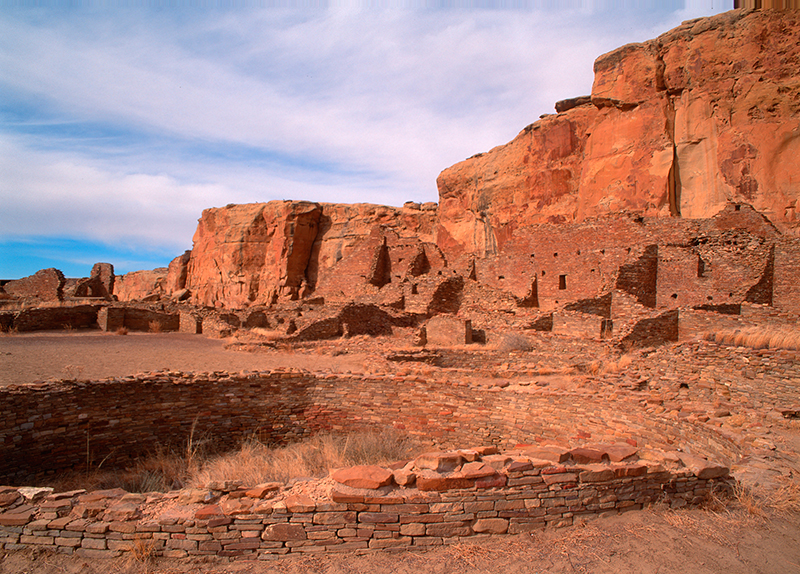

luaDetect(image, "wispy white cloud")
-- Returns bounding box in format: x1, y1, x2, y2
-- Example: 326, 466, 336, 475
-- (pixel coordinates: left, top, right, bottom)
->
0, 2, 732, 277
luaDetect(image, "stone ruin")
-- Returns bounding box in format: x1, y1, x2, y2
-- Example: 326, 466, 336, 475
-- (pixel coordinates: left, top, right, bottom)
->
1, 7, 799, 562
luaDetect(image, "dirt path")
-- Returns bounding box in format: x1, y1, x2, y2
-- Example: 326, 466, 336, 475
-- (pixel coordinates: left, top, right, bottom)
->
1, 507, 798, 574
0, 331, 371, 385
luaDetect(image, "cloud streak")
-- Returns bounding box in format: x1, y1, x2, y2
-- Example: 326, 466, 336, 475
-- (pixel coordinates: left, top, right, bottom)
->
0, 2, 732, 277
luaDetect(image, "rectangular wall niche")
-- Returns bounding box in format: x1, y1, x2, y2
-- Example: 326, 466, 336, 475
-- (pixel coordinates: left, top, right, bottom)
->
559, 275, 567, 290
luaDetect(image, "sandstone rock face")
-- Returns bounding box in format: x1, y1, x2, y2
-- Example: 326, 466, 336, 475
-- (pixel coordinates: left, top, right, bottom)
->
124, 10, 799, 320
184, 201, 438, 309
185, 201, 321, 308
113, 268, 168, 302
436, 9, 800, 262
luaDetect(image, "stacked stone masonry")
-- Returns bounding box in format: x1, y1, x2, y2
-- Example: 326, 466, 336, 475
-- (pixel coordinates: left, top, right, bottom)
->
0, 369, 747, 485
0, 444, 732, 560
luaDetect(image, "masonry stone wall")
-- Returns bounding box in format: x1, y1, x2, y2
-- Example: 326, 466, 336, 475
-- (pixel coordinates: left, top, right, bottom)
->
0, 369, 743, 487
0, 452, 731, 560
773, 238, 800, 314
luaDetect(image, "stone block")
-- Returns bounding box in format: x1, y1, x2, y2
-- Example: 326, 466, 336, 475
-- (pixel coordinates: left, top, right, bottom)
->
331, 466, 394, 490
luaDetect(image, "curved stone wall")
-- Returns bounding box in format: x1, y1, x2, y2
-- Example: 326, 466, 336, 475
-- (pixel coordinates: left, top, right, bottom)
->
0, 369, 742, 485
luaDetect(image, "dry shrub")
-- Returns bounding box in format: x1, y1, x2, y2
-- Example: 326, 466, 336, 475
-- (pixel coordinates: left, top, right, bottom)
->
495, 332, 532, 353
131, 538, 157, 564
148, 321, 162, 333
711, 327, 800, 351
115, 326, 129, 335
597, 354, 633, 374
191, 430, 420, 488
734, 478, 800, 517
62, 364, 85, 379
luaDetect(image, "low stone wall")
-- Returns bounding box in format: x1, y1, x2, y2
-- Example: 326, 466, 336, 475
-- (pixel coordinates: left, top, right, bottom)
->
7, 305, 103, 332
0, 445, 731, 559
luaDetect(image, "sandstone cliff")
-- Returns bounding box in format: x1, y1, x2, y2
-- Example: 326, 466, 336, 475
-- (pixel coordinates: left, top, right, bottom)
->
436, 9, 800, 260
109, 9, 800, 319
183, 201, 439, 308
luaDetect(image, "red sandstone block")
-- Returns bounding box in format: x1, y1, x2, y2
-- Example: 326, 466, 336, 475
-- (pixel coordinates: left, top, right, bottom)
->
399, 514, 443, 524
262, 523, 306, 541
472, 518, 509, 534
222, 540, 260, 551
332, 466, 394, 490
194, 504, 223, 520
245, 483, 281, 499
83, 521, 108, 534
358, 512, 398, 524
81, 537, 106, 550
368, 537, 412, 549
425, 522, 472, 538
312, 512, 356, 525
109, 521, 135, 533
284, 495, 316, 513
47, 517, 73, 530
543, 473, 578, 485
0, 506, 35, 527
569, 448, 606, 464
330, 491, 365, 504
54, 537, 82, 548
166, 538, 197, 551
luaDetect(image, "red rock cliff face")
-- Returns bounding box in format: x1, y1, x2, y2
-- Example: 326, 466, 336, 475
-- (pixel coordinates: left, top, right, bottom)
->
184, 201, 438, 308
436, 10, 800, 260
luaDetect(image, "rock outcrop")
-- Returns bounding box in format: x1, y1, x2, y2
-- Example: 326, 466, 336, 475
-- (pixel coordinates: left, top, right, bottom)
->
436, 9, 800, 260
183, 201, 439, 308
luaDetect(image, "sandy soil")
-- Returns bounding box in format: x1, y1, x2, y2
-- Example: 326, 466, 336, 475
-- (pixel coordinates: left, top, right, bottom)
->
1, 507, 798, 574
0, 331, 371, 386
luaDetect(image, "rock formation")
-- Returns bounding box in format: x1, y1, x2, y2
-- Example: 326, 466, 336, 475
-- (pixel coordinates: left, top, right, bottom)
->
17, 10, 788, 336
437, 9, 800, 260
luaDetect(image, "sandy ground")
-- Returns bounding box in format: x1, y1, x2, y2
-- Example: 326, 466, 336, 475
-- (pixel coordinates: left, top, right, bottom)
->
0, 331, 370, 386
1, 507, 799, 574
1, 330, 799, 573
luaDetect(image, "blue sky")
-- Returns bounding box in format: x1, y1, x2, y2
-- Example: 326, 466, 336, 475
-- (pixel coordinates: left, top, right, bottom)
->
0, 1, 733, 280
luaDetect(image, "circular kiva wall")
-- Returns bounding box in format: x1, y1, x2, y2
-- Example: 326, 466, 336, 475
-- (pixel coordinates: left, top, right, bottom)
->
0, 370, 741, 485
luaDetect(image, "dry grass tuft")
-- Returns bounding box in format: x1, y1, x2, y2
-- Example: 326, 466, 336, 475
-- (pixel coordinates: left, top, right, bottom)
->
115, 326, 129, 336
147, 321, 162, 333
733, 478, 800, 517
709, 326, 800, 351
62, 364, 85, 380
495, 332, 532, 353
48, 430, 421, 494
192, 430, 421, 488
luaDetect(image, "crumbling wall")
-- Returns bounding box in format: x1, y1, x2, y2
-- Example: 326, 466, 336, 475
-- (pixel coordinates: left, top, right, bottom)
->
4, 269, 65, 302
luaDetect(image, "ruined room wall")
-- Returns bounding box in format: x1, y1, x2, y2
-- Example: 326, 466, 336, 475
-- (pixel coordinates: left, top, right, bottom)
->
0, 370, 744, 486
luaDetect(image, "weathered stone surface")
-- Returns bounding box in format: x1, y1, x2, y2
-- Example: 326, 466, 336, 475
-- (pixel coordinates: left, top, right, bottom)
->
679, 454, 729, 480
473, 518, 509, 534
5, 268, 65, 301
569, 447, 606, 464
113, 268, 168, 302
436, 9, 800, 267
424, 316, 473, 346
415, 452, 464, 473
331, 465, 394, 490
284, 494, 316, 513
